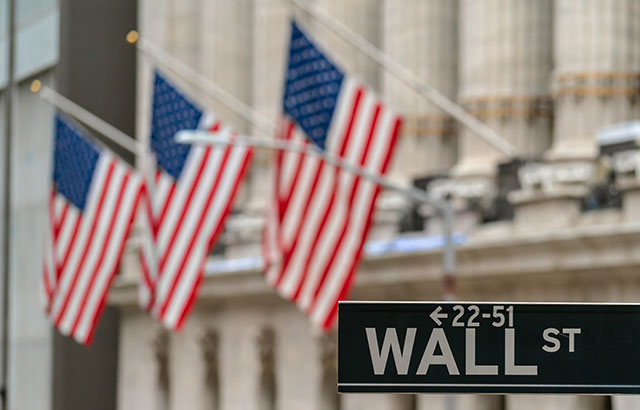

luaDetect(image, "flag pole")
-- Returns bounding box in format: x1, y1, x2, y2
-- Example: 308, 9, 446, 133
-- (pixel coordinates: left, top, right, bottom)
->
131, 34, 273, 138
128, 31, 457, 300
281, 0, 516, 158
31, 82, 144, 157
175, 131, 457, 284
1, 0, 16, 406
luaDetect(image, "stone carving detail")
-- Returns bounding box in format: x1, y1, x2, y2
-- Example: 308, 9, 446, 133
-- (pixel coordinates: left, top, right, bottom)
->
256, 327, 276, 410
153, 331, 170, 389
318, 332, 337, 374
518, 162, 596, 192
317, 332, 340, 410
152, 330, 170, 410
201, 329, 220, 410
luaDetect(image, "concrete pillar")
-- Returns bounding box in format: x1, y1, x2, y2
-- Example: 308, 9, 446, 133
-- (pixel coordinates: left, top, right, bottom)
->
342, 394, 415, 410
339, 394, 501, 410
416, 395, 446, 410
613, 396, 640, 410
166, 0, 201, 70
455, 0, 553, 180
316, 333, 339, 410
416, 395, 504, 410
168, 316, 209, 410
382, 0, 458, 183
548, 0, 640, 163
511, 0, 640, 230
246, 0, 288, 214
141, 0, 272, 240
256, 327, 276, 410
434, 0, 553, 231
314, 0, 382, 90
7, 77, 56, 410
218, 312, 269, 410
455, 395, 503, 410
272, 310, 321, 410
199, 0, 253, 132
251, 0, 289, 127
201, 329, 221, 410
201, 0, 287, 217
505, 395, 607, 410
117, 310, 168, 410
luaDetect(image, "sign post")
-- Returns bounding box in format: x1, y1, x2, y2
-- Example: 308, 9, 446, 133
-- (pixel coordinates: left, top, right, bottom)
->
338, 302, 640, 394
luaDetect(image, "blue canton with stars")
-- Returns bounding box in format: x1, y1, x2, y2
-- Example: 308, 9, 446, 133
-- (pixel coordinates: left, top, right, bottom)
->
283, 20, 344, 150
151, 72, 203, 179
53, 115, 100, 211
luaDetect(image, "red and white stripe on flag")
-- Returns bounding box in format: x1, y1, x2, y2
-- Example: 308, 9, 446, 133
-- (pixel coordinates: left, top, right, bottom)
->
45, 151, 144, 345
139, 115, 253, 330
263, 77, 402, 330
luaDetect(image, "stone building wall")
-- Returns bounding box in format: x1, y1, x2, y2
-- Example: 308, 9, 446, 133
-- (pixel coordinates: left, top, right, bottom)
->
115, 214, 640, 409
549, 0, 640, 163
382, 0, 458, 182
454, 0, 553, 180
118, 1, 640, 409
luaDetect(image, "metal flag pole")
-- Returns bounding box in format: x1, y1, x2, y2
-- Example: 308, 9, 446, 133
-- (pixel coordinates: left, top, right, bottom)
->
129, 33, 273, 138
129, 32, 458, 295
1, 0, 16, 407
32, 82, 144, 156
135, 23, 461, 404
281, 0, 516, 158
175, 131, 457, 285
129, 32, 458, 299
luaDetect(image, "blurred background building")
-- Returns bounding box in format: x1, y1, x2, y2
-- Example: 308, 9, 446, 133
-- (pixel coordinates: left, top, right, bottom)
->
1, 0, 136, 409
2, 0, 640, 409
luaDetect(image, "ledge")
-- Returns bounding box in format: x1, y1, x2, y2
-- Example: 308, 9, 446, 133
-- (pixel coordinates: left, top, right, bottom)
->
508, 185, 587, 205
109, 220, 640, 308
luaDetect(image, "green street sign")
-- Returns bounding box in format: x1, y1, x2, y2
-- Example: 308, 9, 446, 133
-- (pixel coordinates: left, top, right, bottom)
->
338, 302, 640, 394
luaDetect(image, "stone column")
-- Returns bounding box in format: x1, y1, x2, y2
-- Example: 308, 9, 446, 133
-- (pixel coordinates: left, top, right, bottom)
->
455, 0, 553, 181
512, 0, 640, 230
313, 0, 382, 89
341, 394, 416, 410
382, 0, 458, 182
613, 396, 640, 410
168, 318, 213, 410
199, 0, 282, 251
459, 396, 504, 410
117, 314, 171, 410
317, 332, 340, 410
7, 78, 57, 410
506, 395, 607, 410
218, 319, 264, 410
248, 0, 289, 215
416, 395, 503, 410
153, 331, 171, 410
430, 0, 553, 231
166, 0, 201, 70
199, 0, 253, 132
201, 329, 221, 410
256, 327, 277, 410
548, 0, 640, 164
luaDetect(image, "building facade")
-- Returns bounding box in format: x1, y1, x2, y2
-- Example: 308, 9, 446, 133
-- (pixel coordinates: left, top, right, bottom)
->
1, 0, 135, 409
109, 0, 640, 409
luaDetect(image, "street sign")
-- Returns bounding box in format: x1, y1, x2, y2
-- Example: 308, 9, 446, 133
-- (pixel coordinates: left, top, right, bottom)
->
338, 302, 640, 394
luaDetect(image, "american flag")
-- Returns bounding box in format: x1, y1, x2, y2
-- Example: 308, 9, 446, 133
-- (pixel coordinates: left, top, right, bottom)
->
44, 115, 144, 345
263, 21, 402, 330
139, 72, 253, 330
